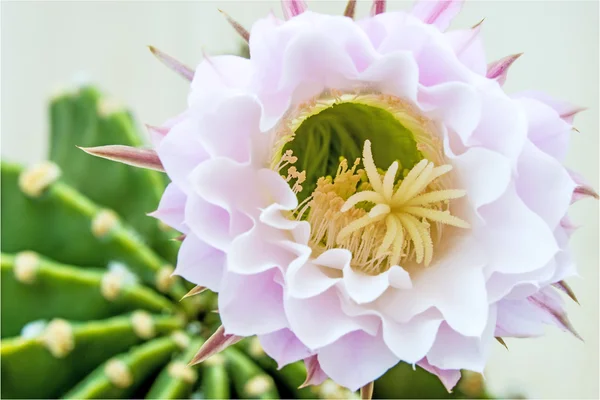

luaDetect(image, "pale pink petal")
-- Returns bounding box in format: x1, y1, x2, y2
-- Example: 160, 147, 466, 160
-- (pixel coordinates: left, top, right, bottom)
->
417, 358, 461, 392
449, 146, 512, 210
189, 55, 255, 110
198, 95, 262, 164
184, 193, 234, 252
516, 141, 576, 229
259, 328, 313, 368
514, 97, 573, 161
175, 234, 225, 291
149, 183, 188, 233
219, 269, 288, 336
378, 237, 488, 336
343, 265, 410, 305
479, 186, 559, 275
411, 0, 464, 31
418, 82, 481, 143
514, 90, 585, 124
285, 289, 379, 350
426, 305, 497, 373
445, 26, 486, 75
468, 90, 528, 161
358, 51, 419, 101
318, 329, 399, 391
156, 117, 208, 194
287, 253, 342, 299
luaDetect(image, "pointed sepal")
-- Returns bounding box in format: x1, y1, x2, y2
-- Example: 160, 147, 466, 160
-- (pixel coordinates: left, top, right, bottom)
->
529, 290, 583, 341
371, 0, 386, 16
495, 337, 509, 350
411, 0, 464, 31
344, 0, 357, 18
282, 0, 308, 20
188, 325, 243, 366
572, 185, 599, 203
219, 9, 250, 43
181, 285, 207, 301
299, 355, 327, 388
553, 281, 580, 304
487, 53, 523, 85
79, 145, 165, 172
148, 46, 195, 81
360, 381, 374, 400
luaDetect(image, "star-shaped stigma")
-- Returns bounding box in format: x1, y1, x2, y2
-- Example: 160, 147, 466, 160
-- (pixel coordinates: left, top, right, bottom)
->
337, 140, 470, 267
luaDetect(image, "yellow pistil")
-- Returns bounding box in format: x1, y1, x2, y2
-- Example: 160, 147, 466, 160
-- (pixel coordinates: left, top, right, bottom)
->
337, 140, 469, 267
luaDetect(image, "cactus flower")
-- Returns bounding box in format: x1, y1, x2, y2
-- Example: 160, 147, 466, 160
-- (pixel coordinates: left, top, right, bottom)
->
85, 0, 597, 395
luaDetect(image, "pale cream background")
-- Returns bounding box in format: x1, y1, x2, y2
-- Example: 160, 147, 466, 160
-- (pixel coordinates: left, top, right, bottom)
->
1, 1, 598, 398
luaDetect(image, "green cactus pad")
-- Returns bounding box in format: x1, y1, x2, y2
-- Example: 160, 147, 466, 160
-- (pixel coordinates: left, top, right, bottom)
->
0, 252, 176, 338
238, 337, 314, 399
63, 336, 182, 399
224, 346, 280, 399
0, 162, 193, 311
201, 353, 231, 399
145, 337, 204, 399
1, 314, 183, 399
49, 86, 179, 262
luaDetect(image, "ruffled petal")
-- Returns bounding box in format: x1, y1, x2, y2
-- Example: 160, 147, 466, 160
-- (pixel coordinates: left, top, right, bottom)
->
445, 26, 486, 75
219, 268, 288, 336
418, 82, 481, 142
150, 183, 188, 233
284, 288, 379, 350
156, 116, 208, 194
514, 97, 573, 161
343, 265, 411, 304
175, 234, 225, 291
259, 328, 313, 368
426, 305, 497, 373
417, 358, 462, 392
479, 185, 559, 275
516, 141, 576, 229
318, 330, 399, 391
378, 237, 487, 336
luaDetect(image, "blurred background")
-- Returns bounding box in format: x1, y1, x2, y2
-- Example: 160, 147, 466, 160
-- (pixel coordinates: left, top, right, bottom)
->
1, 1, 598, 398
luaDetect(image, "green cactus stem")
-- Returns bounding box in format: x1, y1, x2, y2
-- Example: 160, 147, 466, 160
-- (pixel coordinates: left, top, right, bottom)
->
238, 337, 314, 399
145, 337, 204, 399
0, 252, 177, 338
224, 346, 280, 399
63, 336, 182, 399
201, 353, 231, 399
49, 86, 179, 262
0, 162, 195, 314
1, 314, 184, 399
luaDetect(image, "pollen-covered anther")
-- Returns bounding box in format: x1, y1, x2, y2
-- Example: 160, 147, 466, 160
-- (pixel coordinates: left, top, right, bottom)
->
168, 361, 198, 384
131, 310, 155, 339
336, 140, 469, 270
42, 319, 75, 358
18, 161, 61, 197
14, 251, 40, 284
278, 150, 305, 194
92, 209, 119, 238
105, 359, 133, 388
156, 265, 175, 293
245, 375, 273, 397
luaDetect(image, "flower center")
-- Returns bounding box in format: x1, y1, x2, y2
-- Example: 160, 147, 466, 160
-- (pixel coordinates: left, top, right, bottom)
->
272, 92, 469, 274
